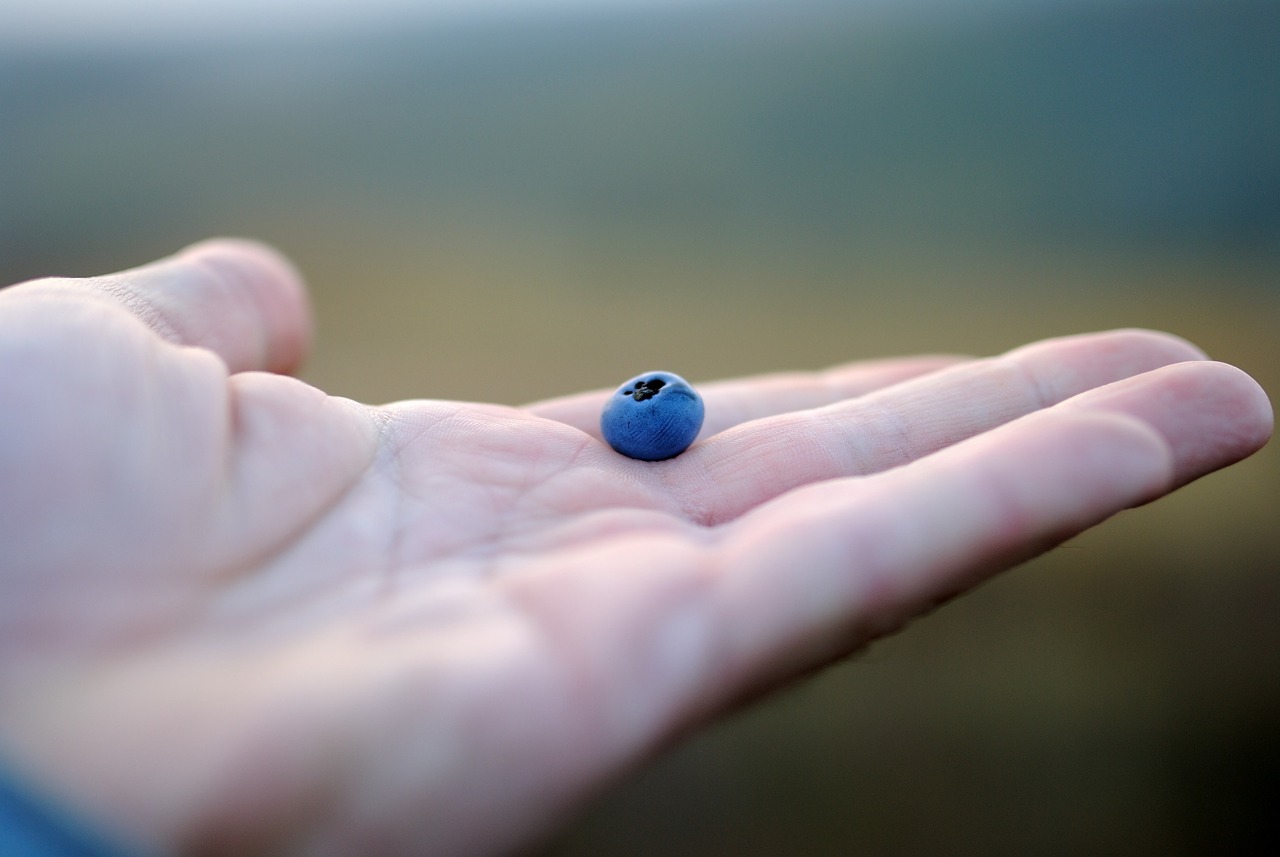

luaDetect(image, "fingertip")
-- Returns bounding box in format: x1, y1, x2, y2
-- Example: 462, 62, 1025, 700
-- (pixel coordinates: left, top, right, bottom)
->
174, 238, 313, 374
1177, 361, 1274, 479
1007, 328, 1210, 374
1105, 327, 1211, 363
177, 238, 301, 289
1071, 360, 1273, 489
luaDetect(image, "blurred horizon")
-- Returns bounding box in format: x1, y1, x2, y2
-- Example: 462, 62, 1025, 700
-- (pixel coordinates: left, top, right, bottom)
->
4, 0, 1276, 315
0, 0, 1103, 52
0, 0, 689, 51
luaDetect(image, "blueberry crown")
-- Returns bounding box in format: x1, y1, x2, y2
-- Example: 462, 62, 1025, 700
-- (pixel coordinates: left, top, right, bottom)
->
623, 378, 666, 402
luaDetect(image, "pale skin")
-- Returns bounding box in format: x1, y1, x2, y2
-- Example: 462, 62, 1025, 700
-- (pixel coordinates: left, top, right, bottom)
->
0, 240, 1272, 856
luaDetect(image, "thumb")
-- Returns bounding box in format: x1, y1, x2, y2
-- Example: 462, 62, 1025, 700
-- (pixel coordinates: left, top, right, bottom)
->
83, 238, 312, 375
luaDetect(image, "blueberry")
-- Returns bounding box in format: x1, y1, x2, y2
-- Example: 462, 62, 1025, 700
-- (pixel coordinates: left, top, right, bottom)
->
601, 371, 704, 461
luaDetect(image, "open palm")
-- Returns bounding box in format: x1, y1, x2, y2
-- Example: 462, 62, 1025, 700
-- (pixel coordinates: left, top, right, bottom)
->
0, 241, 1271, 857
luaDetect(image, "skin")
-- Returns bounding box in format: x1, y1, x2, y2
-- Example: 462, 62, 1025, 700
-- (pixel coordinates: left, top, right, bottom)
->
0, 239, 1272, 856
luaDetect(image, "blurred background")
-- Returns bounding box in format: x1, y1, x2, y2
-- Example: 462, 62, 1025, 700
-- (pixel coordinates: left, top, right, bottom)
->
2, 0, 1277, 853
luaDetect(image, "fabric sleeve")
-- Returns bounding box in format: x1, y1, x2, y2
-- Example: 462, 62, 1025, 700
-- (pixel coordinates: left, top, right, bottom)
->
0, 763, 146, 857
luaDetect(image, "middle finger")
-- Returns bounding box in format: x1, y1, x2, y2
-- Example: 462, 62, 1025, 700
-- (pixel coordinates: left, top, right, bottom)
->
663, 329, 1206, 525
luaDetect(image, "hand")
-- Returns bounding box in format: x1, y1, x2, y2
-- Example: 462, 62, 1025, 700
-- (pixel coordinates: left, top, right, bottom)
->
0, 240, 1271, 856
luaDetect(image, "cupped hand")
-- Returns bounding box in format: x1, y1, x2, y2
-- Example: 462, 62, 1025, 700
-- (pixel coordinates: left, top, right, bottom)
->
0, 241, 1271, 857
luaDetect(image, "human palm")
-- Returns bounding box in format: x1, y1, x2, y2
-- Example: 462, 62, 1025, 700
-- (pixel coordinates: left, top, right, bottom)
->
0, 241, 1271, 856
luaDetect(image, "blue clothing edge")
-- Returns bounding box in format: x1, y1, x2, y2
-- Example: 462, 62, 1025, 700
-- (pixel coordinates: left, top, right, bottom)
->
0, 762, 145, 857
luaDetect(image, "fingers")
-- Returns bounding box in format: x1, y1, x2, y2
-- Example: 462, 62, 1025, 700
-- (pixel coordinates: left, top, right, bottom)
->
1056, 361, 1275, 489
667, 329, 1208, 525
710, 360, 1272, 698
525, 356, 966, 440
43, 239, 312, 375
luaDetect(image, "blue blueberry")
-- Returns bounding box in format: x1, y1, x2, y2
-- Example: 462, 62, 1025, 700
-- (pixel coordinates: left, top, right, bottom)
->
601, 371, 704, 461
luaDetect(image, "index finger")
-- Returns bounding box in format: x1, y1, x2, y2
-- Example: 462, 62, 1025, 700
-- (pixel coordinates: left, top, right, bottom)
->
526, 355, 966, 440
707, 359, 1272, 704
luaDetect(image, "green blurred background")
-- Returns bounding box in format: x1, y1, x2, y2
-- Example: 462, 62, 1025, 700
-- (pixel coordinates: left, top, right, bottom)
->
2, 0, 1277, 853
